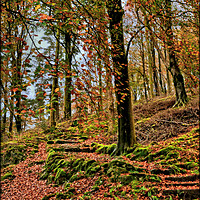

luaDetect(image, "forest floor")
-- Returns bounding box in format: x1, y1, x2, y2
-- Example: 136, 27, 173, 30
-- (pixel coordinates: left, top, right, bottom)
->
1, 94, 199, 200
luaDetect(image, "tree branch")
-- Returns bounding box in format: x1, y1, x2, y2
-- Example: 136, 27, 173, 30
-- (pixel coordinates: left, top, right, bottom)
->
125, 25, 145, 60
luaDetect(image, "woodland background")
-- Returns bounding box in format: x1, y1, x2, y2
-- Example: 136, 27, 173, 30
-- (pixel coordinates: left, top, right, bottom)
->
0, 0, 199, 199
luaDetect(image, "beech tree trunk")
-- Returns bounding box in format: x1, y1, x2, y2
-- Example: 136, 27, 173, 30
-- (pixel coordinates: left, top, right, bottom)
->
15, 31, 23, 134
164, 47, 171, 94
50, 28, 60, 127
2, 81, 8, 134
64, 32, 72, 120
158, 51, 164, 93
141, 38, 148, 101
150, 39, 160, 96
165, 0, 187, 106
106, 0, 136, 155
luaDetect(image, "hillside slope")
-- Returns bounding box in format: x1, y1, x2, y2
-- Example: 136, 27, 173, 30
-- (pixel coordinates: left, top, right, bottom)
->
1, 95, 199, 200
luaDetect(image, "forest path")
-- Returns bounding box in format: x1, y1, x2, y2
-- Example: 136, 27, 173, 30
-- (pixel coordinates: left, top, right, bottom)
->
1, 142, 65, 200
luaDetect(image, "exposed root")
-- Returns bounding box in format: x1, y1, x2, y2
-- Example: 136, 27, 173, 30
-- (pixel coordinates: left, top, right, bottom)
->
173, 98, 188, 108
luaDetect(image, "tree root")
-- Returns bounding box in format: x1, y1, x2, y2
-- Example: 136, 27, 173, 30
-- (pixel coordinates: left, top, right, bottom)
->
173, 97, 188, 108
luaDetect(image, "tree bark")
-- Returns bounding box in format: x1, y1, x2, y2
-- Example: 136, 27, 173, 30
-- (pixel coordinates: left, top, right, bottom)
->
141, 36, 148, 101
165, 0, 187, 106
158, 51, 165, 93
50, 28, 60, 127
2, 81, 8, 134
15, 28, 23, 134
106, 0, 136, 155
150, 39, 160, 96
64, 32, 72, 120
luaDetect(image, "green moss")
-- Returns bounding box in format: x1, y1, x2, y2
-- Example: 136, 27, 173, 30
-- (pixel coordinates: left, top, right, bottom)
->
96, 144, 107, 154
41, 193, 56, 200
1, 144, 27, 168
144, 175, 161, 182
47, 175, 55, 184
131, 147, 150, 161
69, 173, 84, 182
40, 171, 49, 180
120, 174, 137, 185
1, 172, 15, 181
81, 160, 96, 171
136, 117, 150, 124
64, 183, 70, 190
147, 146, 183, 161
92, 185, 99, 191
79, 135, 88, 140
175, 162, 198, 170
165, 151, 179, 160
86, 165, 101, 175
54, 168, 67, 184
56, 192, 72, 199
72, 158, 84, 168
106, 144, 117, 154
53, 159, 67, 173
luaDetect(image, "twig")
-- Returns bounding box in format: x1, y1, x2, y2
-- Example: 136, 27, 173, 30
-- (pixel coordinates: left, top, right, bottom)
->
155, 119, 198, 126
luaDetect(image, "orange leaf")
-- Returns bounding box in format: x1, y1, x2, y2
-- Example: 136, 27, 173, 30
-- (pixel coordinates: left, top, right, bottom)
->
3, 50, 10, 53
55, 88, 59, 92
13, 88, 18, 92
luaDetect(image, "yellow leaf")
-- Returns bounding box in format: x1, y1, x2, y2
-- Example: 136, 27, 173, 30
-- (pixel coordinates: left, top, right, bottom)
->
55, 88, 59, 92
35, 4, 40, 11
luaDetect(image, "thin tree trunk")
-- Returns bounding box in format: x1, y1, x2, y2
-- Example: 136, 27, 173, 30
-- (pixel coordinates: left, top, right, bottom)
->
9, 90, 14, 133
141, 36, 148, 101
64, 32, 72, 120
98, 62, 103, 114
158, 51, 164, 93
2, 81, 8, 134
165, 0, 187, 106
15, 30, 23, 134
50, 28, 60, 127
145, 28, 154, 99
164, 47, 171, 95
106, 66, 115, 133
150, 39, 160, 96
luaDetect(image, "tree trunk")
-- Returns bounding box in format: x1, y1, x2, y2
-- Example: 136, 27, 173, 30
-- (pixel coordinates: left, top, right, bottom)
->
106, 0, 136, 155
150, 39, 160, 96
98, 62, 103, 115
158, 51, 164, 93
64, 32, 72, 120
141, 35, 148, 101
106, 66, 115, 133
15, 35, 23, 134
9, 89, 14, 133
2, 81, 8, 134
50, 28, 60, 127
165, 0, 187, 106
164, 47, 171, 95
144, 19, 154, 99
